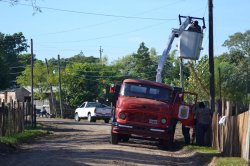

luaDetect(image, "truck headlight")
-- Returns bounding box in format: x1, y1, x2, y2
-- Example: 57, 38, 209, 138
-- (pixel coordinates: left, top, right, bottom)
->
119, 112, 126, 120
161, 118, 167, 124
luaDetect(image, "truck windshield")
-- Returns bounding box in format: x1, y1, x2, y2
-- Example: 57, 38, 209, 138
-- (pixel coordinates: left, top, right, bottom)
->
120, 83, 172, 102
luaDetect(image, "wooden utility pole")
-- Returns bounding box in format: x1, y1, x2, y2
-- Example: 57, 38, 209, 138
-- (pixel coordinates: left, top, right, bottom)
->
208, 0, 215, 113
58, 55, 63, 118
45, 58, 56, 115
31, 39, 36, 128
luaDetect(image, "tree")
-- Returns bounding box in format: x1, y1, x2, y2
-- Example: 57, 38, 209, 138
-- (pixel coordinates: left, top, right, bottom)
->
62, 63, 118, 107
223, 30, 250, 57
2, 0, 41, 13
0, 32, 28, 90
132, 42, 156, 80
221, 30, 250, 103
186, 56, 210, 101
16, 60, 48, 100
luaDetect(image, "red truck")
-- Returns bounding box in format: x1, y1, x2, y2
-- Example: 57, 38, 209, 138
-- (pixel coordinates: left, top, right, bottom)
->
110, 79, 197, 149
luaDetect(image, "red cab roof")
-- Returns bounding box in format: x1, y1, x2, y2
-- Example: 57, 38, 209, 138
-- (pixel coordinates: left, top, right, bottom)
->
123, 79, 173, 90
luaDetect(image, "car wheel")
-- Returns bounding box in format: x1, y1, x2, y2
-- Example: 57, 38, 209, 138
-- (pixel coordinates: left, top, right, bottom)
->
111, 133, 118, 144
104, 119, 109, 123
75, 113, 80, 122
87, 113, 92, 122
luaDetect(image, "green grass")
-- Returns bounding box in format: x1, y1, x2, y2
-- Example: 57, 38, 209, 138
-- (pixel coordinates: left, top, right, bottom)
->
0, 125, 48, 145
185, 145, 248, 166
214, 157, 248, 166
185, 144, 219, 153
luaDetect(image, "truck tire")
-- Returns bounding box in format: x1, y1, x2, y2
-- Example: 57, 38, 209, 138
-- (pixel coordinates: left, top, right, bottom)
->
120, 135, 130, 142
75, 113, 80, 122
159, 139, 170, 150
104, 119, 109, 123
111, 133, 118, 144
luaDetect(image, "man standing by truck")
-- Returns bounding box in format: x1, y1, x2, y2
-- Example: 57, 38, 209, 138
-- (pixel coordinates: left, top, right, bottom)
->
195, 102, 212, 146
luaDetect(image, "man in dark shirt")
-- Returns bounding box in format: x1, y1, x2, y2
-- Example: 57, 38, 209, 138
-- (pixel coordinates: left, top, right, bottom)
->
188, 20, 202, 33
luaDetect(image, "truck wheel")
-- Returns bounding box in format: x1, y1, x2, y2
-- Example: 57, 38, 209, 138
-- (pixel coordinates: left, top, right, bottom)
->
159, 139, 170, 150
120, 135, 130, 142
111, 133, 118, 144
104, 119, 109, 123
75, 113, 80, 122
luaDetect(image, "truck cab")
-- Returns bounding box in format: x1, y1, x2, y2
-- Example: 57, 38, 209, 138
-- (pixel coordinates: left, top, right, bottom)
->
110, 79, 175, 149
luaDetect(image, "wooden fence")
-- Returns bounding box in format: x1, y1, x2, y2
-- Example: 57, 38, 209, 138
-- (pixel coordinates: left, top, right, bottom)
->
212, 101, 250, 162
0, 101, 33, 136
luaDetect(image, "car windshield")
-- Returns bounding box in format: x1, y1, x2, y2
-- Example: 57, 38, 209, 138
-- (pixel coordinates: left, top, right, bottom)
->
87, 102, 102, 107
120, 83, 172, 102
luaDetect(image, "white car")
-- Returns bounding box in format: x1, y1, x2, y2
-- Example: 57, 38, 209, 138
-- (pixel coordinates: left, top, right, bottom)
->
74, 101, 112, 123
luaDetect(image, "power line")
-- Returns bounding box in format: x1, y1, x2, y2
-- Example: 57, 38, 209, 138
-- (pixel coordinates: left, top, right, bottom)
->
33, 1, 183, 36
38, 21, 169, 44
0, 0, 176, 21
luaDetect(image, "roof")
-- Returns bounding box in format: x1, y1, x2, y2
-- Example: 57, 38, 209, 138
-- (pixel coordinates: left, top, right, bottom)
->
123, 79, 173, 90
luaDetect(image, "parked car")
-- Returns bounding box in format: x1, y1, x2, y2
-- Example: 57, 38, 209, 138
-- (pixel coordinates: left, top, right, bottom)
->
74, 102, 112, 123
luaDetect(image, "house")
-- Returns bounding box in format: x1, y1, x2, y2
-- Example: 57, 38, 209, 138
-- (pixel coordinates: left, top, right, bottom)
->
0, 87, 30, 103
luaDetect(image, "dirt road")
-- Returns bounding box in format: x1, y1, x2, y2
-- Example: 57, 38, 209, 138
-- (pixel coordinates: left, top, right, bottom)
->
0, 118, 210, 166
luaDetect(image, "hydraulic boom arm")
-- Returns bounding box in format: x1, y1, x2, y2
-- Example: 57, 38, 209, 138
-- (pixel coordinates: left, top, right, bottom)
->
156, 16, 191, 83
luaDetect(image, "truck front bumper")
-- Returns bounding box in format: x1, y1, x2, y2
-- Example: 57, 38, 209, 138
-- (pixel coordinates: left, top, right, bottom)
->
111, 122, 172, 139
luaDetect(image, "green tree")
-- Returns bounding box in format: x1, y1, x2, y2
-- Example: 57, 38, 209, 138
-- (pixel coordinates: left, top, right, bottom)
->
186, 56, 210, 101
132, 42, 156, 80
62, 63, 113, 107
16, 60, 48, 100
223, 30, 250, 57
0, 32, 28, 90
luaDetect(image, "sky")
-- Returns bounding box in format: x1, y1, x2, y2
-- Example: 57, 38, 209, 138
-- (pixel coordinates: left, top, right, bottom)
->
1, 0, 249, 63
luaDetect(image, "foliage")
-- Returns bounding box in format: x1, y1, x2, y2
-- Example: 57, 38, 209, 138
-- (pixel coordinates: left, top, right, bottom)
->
186, 56, 210, 101
223, 30, 250, 57
132, 42, 156, 81
215, 30, 250, 103
162, 50, 190, 87
16, 60, 48, 100
62, 63, 119, 107
0, 32, 28, 90
112, 54, 137, 79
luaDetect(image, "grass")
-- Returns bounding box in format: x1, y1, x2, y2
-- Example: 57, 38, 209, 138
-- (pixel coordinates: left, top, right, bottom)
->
0, 124, 48, 145
185, 144, 219, 153
185, 144, 248, 166
213, 157, 248, 166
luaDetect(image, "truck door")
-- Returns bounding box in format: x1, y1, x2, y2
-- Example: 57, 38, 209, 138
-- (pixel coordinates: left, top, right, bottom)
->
173, 92, 197, 127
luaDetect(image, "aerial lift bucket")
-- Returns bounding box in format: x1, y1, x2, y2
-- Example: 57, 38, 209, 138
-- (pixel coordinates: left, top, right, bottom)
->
179, 30, 203, 60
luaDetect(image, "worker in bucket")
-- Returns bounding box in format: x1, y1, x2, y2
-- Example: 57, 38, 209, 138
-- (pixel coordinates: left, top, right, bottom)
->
188, 20, 202, 33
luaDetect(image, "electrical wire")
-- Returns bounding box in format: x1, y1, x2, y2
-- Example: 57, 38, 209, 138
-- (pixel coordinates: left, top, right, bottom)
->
0, 0, 175, 21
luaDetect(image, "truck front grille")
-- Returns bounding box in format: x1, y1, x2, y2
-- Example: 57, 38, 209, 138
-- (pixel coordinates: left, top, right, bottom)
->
127, 112, 158, 124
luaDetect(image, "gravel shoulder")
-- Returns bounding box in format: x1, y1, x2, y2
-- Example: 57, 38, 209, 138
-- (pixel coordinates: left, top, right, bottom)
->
0, 118, 213, 166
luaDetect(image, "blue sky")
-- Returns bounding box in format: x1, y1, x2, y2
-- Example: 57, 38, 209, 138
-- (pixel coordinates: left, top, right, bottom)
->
1, 0, 249, 63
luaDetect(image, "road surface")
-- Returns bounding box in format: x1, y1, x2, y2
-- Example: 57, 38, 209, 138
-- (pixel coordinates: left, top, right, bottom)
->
0, 118, 210, 166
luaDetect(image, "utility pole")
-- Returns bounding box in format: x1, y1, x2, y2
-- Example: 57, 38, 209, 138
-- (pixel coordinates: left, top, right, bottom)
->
180, 58, 184, 92
99, 46, 103, 65
31, 39, 36, 128
45, 58, 56, 116
208, 0, 215, 113
58, 55, 63, 118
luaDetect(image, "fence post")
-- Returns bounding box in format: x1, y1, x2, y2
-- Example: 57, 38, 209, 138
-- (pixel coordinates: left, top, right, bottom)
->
0, 102, 3, 136
243, 105, 250, 161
